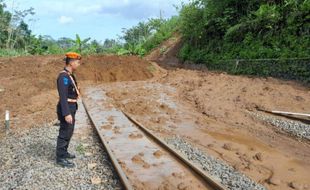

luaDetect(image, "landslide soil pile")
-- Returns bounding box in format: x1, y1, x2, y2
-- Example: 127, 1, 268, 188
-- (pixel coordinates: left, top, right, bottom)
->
0, 55, 155, 130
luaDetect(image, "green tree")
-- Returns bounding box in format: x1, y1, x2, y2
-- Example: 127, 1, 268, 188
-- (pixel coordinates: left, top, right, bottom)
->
121, 22, 151, 45
103, 39, 117, 49
57, 37, 75, 49
6, 5, 35, 49
73, 34, 91, 53
0, 1, 11, 48
89, 40, 104, 53
178, 0, 310, 62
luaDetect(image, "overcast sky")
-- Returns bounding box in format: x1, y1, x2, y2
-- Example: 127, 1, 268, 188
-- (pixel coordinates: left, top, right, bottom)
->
4, 0, 189, 42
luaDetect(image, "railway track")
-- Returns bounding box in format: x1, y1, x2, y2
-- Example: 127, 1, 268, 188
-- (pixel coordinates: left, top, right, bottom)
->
82, 86, 226, 190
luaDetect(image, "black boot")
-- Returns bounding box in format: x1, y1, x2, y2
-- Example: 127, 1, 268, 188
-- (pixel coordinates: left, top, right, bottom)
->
65, 152, 76, 159
56, 158, 75, 168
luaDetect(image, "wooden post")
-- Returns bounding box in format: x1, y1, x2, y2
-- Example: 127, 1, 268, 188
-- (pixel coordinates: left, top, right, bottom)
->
5, 110, 9, 132
234, 59, 239, 73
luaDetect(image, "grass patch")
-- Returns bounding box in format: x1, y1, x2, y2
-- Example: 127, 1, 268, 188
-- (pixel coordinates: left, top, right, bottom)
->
76, 143, 85, 155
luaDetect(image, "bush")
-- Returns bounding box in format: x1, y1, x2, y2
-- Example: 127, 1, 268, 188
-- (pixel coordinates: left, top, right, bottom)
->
178, 0, 310, 60
177, 0, 310, 82
0, 49, 29, 57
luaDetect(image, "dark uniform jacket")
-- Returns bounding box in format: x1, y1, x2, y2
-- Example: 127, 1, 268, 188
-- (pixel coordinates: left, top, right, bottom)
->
57, 68, 79, 117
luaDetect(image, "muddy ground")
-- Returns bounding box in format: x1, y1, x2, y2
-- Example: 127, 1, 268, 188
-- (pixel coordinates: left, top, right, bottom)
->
103, 69, 310, 190
0, 54, 309, 190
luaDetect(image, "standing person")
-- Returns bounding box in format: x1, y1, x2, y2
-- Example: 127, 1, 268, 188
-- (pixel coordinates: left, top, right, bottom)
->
56, 52, 81, 168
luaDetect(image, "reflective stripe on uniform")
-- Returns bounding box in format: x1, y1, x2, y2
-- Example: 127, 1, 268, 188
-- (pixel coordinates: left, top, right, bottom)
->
67, 98, 78, 103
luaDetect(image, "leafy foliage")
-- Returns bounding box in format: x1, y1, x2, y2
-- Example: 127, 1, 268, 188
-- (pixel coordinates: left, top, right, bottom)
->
0, 0, 34, 52
118, 17, 179, 56
177, 0, 310, 82
178, 0, 310, 61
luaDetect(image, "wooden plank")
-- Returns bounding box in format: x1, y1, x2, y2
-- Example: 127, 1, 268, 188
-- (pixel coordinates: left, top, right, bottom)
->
257, 107, 310, 121
271, 111, 310, 118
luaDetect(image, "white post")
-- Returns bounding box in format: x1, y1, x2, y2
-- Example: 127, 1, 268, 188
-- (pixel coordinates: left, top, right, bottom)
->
5, 110, 9, 131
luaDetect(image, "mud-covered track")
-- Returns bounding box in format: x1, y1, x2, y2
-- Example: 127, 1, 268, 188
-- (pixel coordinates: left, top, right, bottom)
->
81, 87, 226, 190
82, 100, 134, 190
122, 110, 227, 190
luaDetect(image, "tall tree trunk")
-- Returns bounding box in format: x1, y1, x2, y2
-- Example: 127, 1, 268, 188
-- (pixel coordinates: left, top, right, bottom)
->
6, 28, 13, 49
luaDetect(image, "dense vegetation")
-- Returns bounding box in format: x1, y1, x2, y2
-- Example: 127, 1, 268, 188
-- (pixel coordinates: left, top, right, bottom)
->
0, 1, 112, 55
0, 0, 177, 57
106, 16, 179, 56
178, 0, 309, 62
177, 0, 310, 82
0, 0, 34, 56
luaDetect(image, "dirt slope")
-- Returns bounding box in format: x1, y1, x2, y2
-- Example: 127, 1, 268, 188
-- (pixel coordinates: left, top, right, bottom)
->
77, 55, 155, 82
145, 33, 182, 66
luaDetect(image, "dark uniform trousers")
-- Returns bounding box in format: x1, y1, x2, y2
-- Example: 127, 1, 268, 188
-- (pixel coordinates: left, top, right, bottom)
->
56, 102, 77, 159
